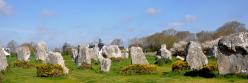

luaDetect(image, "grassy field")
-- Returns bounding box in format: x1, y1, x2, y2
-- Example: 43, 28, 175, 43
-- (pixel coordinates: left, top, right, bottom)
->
0, 54, 248, 83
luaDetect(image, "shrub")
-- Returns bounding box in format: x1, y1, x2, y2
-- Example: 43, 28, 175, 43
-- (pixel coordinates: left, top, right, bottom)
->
15, 60, 33, 68
36, 64, 64, 77
79, 63, 92, 69
121, 64, 157, 75
172, 60, 189, 72
155, 58, 172, 66
203, 64, 218, 72
110, 57, 125, 62
91, 59, 100, 65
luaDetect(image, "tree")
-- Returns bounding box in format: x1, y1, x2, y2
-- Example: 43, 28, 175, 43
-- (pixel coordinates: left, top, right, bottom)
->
62, 42, 72, 55
162, 28, 177, 36
128, 37, 144, 48
7, 40, 18, 54
175, 31, 195, 41
111, 38, 124, 47
214, 21, 247, 38
143, 33, 178, 51
196, 31, 214, 42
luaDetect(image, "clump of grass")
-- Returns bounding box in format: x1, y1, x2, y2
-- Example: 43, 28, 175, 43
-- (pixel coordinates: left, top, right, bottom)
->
171, 60, 189, 72
91, 59, 100, 65
155, 58, 172, 66
14, 60, 33, 68
110, 57, 125, 62
79, 63, 92, 69
121, 64, 158, 75
36, 64, 64, 77
34, 60, 44, 64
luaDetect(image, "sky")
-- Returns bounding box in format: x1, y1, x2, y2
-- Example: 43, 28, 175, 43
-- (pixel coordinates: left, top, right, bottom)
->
0, 0, 247, 48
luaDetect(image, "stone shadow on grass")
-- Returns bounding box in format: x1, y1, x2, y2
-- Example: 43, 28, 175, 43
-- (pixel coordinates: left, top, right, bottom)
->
184, 68, 216, 78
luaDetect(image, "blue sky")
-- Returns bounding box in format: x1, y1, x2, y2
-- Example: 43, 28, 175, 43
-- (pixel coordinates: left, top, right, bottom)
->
0, 0, 247, 48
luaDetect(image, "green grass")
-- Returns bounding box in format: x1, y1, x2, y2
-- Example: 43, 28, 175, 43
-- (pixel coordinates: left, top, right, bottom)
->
1, 54, 248, 83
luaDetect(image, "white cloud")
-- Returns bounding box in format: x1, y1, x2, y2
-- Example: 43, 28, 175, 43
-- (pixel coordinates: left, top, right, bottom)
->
167, 15, 197, 28
145, 7, 159, 15
0, 0, 12, 16
41, 9, 55, 17
185, 15, 197, 22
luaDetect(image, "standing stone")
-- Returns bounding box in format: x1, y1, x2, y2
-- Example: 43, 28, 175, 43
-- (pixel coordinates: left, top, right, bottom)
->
186, 41, 208, 70
88, 48, 98, 61
212, 46, 218, 58
101, 45, 122, 58
217, 32, 248, 75
2, 48, 10, 56
160, 44, 172, 60
100, 58, 111, 72
71, 48, 78, 62
16, 46, 31, 62
0, 45, 8, 71
130, 47, 149, 64
35, 42, 48, 61
46, 52, 69, 74
75, 45, 91, 67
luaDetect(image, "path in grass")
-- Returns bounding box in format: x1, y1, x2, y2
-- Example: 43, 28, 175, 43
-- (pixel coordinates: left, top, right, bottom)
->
1, 54, 248, 83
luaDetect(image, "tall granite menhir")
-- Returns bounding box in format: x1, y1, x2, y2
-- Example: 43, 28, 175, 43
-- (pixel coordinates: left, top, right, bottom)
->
186, 41, 208, 70
217, 32, 248, 75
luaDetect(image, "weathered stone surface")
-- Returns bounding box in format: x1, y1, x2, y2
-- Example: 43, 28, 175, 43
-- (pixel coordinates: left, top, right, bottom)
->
186, 41, 208, 70
0, 45, 8, 71
160, 44, 172, 60
71, 48, 78, 62
217, 32, 248, 75
16, 46, 31, 62
35, 42, 48, 61
130, 47, 149, 64
2, 48, 10, 56
213, 46, 218, 58
46, 52, 69, 74
88, 47, 99, 61
101, 45, 122, 58
75, 45, 92, 67
100, 58, 111, 72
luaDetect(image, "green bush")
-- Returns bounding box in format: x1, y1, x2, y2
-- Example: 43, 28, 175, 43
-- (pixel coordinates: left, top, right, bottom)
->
15, 60, 33, 68
36, 64, 64, 77
79, 63, 92, 69
203, 64, 218, 72
172, 60, 189, 72
110, 57, 125, 62
121, 64, 158, 75
155, 58, 172, 66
